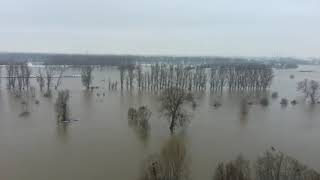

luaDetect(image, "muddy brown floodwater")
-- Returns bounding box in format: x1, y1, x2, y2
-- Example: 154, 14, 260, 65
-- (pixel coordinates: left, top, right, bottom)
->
0, 65, 319, 180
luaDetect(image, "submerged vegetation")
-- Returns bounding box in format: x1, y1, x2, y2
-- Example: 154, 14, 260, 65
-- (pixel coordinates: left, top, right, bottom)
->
213, 155, 251, 180
81, 65, 94, 90
55, 90, 70, 122
213, 148, 320, 180
139, 136, 189, 180
1, 60, 320, 179
297, 79, 320, 104
128, 106, 151, 130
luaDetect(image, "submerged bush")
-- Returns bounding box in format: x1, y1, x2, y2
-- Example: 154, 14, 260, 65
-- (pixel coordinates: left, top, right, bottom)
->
55, 90, 70, 122
128, 106, 151, 130
280, 98, 288, 106
271, 92, 279, 98
137, 106, 151, 129
291, 100, 298, 105
213, 155, 251, 180
260, 98, 269, 106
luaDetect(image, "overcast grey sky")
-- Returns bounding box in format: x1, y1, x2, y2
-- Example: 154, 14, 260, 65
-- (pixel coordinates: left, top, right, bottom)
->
0, 0, 319, 57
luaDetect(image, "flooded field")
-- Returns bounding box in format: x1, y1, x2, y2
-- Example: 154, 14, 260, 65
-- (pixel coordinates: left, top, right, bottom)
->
0, 65, 320, 180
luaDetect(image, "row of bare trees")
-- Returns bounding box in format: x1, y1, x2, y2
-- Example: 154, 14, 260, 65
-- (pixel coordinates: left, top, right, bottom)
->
119, 64, 207, 91
36, 66, 66, 97
118, 63, 273, 92
210, 64, 273, 91
5, 64, 93, 97
297, 79, 320, 104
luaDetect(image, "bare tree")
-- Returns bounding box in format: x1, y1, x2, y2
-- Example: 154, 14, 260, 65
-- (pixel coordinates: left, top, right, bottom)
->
36, 68, 45, 92
128, 106, 151, 130
81, 65, 93, 90
128, 107, 138, 126
44, 66, 54, 97
136, 64, 143, 90
159, 87, 195, 134
118, 65, 126, 90
297, 79, 320, 104
55, 90, 70, 122
137, 106, 151, 130
127, 64, 135, 90
55, 66, 66, 90
22, 63, 32, 90
6, 64, 16, 90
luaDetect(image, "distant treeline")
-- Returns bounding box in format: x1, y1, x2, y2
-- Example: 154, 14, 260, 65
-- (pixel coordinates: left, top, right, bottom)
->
0, 52, 250, 65
0, 52, 314, 66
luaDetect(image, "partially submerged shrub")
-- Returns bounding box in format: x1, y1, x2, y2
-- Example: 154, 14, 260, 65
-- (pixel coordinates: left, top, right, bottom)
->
55, 90, 70, 122
140, 136, 189, 180
256, 148, 320, 180
213, 101, 222, 108
291, 100, 298, 105
213, 155, 251, 180
271, 92, 279, 98
128, 107, 138, 125
280, 98, 288, 106
128, 106, 151, 130
260, 98, 269, 106
137, 106, 151, 129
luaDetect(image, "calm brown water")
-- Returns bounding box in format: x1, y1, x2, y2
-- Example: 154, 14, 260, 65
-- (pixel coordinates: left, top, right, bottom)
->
0, 65, 320, 180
